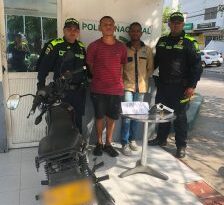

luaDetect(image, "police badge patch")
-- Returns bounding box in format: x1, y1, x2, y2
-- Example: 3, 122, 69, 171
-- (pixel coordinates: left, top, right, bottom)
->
45, 44, 53, 55
45, 48, 51, 55
178, 40, 183, 45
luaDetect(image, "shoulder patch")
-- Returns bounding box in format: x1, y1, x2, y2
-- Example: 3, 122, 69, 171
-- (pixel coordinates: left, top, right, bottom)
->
193, 41, 200, 53
157, 41, 166, 47
78, 41, 85, 48
184, 34, 200, 53
184, 34, 195, 42
51, 38, 64, 46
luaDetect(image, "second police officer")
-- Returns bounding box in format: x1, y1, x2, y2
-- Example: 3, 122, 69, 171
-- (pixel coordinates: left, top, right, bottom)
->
148, 12, 203, 158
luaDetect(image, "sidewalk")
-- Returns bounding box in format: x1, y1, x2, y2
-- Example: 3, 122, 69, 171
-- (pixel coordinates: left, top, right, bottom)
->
0, 145, 223, 205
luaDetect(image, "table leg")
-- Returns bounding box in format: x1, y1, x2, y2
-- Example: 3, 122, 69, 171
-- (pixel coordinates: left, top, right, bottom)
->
119, 122, 168, 180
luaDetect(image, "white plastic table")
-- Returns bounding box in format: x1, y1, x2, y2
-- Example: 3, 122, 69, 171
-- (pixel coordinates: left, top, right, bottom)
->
119, 112, 176, 180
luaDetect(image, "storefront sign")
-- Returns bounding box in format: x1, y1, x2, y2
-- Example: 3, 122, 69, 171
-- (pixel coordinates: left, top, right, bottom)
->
197, 22, 216, 29
184, 23, 193, 31
80, 20, 152, 46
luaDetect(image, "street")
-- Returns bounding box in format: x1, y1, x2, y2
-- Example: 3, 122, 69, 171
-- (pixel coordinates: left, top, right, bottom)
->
168, 63, 224, 195
189, 64, 224, 194
198, 65, 224, 98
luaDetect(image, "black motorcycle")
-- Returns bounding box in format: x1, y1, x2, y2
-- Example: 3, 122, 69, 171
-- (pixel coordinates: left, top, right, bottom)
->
7, 71, 115, 205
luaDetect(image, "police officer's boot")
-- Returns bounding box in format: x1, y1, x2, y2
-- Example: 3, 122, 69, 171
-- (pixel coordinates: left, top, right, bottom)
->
176, 147, 186, 158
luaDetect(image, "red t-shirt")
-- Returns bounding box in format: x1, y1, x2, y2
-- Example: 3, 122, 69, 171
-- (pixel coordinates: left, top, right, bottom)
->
87, 38, 127, 95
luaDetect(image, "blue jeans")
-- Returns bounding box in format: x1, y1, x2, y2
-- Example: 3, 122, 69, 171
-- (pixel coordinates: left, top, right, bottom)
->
121, 91, 145, 145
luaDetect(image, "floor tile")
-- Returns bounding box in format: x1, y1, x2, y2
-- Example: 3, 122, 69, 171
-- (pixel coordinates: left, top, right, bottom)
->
0, 149, 21, 165
20, 160, 45, 190
203, 196, 224, 205
0, 162, 21, 177
186, 180, 224, 205
0, 175, 20, 193
21, 147, 38, 162
0, 146, 210, 205
20, 188, 42, 205
186, 180, 220, 199
0, 191, 19, 205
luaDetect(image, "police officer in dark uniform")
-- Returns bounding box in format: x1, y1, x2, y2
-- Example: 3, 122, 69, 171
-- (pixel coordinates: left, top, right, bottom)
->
148, 12, 203, 158
37, 18, 88, 134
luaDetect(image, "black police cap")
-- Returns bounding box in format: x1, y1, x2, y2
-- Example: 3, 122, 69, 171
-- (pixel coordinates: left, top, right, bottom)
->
169, 12, 184, 22
64, 18, 80, 29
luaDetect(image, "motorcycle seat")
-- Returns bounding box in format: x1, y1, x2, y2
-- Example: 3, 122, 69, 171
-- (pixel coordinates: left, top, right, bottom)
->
38, 128, 83, 159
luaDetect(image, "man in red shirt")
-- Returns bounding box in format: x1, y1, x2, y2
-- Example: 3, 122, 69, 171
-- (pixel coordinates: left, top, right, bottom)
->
87, 16, 127, 157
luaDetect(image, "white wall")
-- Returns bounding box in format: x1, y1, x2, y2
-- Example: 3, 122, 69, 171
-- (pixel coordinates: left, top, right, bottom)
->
57, 0, 164, 144
58, 0, 164, 48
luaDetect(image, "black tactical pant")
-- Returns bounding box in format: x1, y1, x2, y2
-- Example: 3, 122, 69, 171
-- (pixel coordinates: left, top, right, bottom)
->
155, 82, 188, 148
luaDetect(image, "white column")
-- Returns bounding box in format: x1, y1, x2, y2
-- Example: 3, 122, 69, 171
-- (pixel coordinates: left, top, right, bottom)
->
40, 17, 44, 46
0, 0, 7, 81
0, 0, 8, 152
57, 0, 63, 37
23, 15, 25, 35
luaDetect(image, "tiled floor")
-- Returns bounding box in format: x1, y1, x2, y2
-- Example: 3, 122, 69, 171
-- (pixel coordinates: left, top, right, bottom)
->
0, 145, 203, 205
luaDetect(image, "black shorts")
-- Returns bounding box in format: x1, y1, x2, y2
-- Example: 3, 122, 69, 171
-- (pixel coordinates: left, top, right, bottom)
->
91, 93, 122, 120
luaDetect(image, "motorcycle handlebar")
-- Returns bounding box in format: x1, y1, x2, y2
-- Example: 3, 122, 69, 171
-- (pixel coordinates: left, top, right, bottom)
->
30, 94, 43, 114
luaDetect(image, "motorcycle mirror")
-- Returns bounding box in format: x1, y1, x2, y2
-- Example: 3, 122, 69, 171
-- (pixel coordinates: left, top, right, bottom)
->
6, 94, 21, 110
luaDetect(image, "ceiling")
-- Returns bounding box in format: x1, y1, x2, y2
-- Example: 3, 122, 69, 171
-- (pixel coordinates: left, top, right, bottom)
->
4, 0, 57, 17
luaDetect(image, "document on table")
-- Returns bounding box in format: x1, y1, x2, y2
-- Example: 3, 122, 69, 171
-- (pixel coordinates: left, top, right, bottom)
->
121, 102, 149, 115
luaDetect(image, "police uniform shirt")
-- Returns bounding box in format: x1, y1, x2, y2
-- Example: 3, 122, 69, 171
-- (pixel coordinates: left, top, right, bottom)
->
37, 37, 86, 88
155, 31, 202, 88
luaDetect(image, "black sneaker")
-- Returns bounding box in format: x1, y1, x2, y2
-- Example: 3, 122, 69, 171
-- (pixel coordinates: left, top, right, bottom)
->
148, 138, 167, 147
103, 144, 119, 157
93, 143, 104, 156
176, 147, 186, 158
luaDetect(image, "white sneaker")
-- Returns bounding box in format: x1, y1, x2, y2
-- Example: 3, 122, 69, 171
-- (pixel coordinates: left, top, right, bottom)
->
129, 140, 139, 151
121, 144, 133, 156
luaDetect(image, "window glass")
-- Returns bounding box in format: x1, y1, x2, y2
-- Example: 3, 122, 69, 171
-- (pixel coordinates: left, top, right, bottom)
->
207, 51, 218, 56
7, 15, 24, 42
24, 16, 41, 71
43, 17, 57, 43
6, 15, 26, 72
4, 0, 57, 72
204, 7, 218, 20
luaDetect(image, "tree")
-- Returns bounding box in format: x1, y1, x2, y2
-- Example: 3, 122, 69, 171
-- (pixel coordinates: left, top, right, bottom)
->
162, 5, 181, 36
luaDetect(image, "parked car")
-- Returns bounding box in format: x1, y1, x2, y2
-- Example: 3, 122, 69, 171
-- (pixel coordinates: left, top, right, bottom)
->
200, 50, 223, 68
